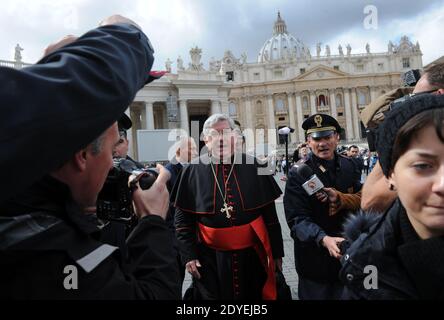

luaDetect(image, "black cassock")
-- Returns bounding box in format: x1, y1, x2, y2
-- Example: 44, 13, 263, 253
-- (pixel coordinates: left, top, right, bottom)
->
172, 153, 284, 300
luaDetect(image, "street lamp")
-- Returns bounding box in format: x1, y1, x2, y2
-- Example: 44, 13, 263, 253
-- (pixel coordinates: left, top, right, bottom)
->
278, 126, 295, 176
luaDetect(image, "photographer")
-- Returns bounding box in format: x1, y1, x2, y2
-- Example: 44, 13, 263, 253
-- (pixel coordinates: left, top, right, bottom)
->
0, 16, 180, 299
360, 63, 444, 212
0, 15, 159, 202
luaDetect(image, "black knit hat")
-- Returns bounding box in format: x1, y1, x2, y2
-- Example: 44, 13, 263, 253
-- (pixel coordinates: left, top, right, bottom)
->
376, 94, 444, 177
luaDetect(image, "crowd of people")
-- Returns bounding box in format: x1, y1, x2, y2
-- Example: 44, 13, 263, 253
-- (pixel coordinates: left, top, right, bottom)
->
0, 14, 443, 300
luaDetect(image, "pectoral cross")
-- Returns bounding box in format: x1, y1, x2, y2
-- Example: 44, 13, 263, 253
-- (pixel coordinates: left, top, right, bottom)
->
220, 202, 233, 219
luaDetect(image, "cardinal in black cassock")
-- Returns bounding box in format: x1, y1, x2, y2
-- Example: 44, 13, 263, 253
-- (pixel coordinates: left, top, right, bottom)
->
172, 115, 284, 300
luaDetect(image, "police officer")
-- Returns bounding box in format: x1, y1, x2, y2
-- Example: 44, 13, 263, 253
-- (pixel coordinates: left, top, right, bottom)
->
284, 113, 362, 300
113, 114, 144, 168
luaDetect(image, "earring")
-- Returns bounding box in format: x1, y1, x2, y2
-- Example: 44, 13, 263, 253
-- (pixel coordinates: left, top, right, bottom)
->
389, 184, 396, 191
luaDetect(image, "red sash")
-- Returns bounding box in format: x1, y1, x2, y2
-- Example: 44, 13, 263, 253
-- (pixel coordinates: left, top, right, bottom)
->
198, 216, 276, 300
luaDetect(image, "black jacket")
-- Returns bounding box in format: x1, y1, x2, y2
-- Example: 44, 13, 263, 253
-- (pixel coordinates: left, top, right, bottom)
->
284, 153, 362, 281
340, 200, 444, 299
165, 161, 184, 231
0, 176, 181, 299
1, 23, 154, 202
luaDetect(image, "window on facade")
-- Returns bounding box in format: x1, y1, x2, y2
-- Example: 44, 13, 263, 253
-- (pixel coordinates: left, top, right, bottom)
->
318, 94, 328, 107
333, 65, 339, 70
338, 112, 344, 116
335, 94, 343, 107
229, 102, 237, 116
253, 72, 260, 80
304, 114, 310, 119
300, 68, 306, 74
358, 91, 367, 105
378, 63, 384, 70
226, 71, 234, 81
275, 99, 285, 113
302, 96, 309, 110
355, 64, 364, 72
274, 70, 283, 78
256, 100, 264, 114
402, 58, 410, 68
278, 117, 285, 121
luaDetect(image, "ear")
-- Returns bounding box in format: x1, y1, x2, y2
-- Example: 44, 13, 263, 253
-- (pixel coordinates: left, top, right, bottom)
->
203, 135, 211, 146
72, 148, 88, 172
387, 171, 396, 189
335, 133, 340, 142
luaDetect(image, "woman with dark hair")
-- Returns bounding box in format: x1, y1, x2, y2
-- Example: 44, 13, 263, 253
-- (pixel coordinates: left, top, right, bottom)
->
340, 94, 444, 299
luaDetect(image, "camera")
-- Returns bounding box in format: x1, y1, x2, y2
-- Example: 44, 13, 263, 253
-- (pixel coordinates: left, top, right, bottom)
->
97, 157, 158, 224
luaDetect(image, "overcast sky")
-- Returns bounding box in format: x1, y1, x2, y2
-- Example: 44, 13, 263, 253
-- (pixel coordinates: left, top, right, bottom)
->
1, 0, 443, 71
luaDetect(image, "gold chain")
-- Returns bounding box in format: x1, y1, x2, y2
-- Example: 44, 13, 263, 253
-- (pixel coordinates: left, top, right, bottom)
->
210, 154, 236, 217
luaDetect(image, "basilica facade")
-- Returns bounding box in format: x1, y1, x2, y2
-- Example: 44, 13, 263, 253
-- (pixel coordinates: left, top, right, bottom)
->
128, 12, 423, 159
1, 13, 424, 160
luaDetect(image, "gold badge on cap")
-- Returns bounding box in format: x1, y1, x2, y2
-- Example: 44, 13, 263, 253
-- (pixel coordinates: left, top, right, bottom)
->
314, 115, 323, 128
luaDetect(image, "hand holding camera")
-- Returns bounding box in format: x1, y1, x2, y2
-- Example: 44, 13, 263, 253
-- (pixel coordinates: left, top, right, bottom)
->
131, 164, 171, 220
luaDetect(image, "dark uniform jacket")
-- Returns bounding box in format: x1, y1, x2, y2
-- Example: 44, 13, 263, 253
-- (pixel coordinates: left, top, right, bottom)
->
0, 176, 181, 299
340, 200, 444, 299
284, 152, 362, 282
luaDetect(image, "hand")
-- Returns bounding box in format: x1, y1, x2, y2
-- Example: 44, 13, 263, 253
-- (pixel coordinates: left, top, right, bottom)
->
43, 35, 78, 57
275, 258, 283, 272
131, 164, 171, 220
315, 187, 339, 203
83, 206, 97, 214
99, 14, 141, 29
321, 236, 345, 259
186, 259, 202, 279
323, 187, 339, 203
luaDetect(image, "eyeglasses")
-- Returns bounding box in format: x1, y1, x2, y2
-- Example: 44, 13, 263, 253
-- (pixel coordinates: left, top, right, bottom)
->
409, 88, 439, 97
207, 129, 234, 138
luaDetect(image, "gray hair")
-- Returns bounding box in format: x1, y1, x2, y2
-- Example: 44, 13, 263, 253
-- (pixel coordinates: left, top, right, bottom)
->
202, 113, 235, 137
89, 133, 106, 155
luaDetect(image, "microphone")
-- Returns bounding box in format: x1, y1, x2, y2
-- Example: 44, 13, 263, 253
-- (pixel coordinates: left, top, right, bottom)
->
295, 164, 327, 197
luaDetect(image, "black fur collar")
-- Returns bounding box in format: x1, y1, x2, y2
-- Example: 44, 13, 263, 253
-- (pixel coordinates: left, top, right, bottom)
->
342, 211, 383, 242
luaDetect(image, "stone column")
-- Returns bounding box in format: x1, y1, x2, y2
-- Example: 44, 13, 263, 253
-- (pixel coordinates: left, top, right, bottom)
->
287, 92, 297, 142
211, 100, 221, 115
309, 90, 317, 115
370, 86, 379, 102
125, 108, 134, 158
343, 89, 354, 141
295, 92, 305, 143
220, 100, 229, 115
145, 101, 155, 130
244, 97, 254, 130
329, 89, 338, 119
267, 95, 277, 146
350, 88, 361, 140
179, 99, 189, 134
